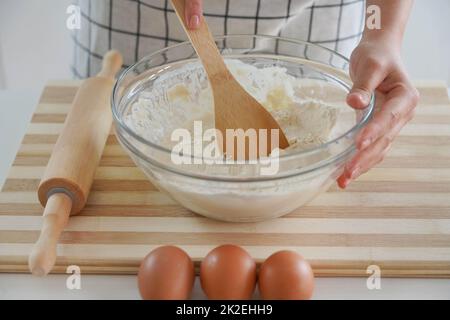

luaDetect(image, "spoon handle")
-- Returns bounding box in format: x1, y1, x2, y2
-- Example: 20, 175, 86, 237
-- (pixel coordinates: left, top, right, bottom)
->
171, 0, 229, 80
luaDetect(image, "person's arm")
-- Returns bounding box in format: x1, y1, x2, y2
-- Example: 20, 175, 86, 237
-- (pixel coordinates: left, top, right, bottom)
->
338, 0, 419, 188
364, 0, 412, 43
347, 0, 413, 106
185, 0, 203, 29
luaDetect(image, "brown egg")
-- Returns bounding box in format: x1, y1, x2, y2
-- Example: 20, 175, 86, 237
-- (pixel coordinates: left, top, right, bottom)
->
259, 250, 314, 300
137, 246, 195, 300
200, 244, 257, 299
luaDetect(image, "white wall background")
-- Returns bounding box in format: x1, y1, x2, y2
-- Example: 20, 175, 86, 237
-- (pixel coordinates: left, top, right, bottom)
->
403, 0, 450, 85
0, 0, 73, 92
0, 0, 449, 91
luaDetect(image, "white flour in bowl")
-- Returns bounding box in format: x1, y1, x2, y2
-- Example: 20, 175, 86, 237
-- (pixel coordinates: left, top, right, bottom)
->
125, 59, 338, 155
123, 59, 344, 221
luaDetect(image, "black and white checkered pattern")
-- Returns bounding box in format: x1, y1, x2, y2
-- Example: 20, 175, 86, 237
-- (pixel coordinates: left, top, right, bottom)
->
72, 0, 365, 78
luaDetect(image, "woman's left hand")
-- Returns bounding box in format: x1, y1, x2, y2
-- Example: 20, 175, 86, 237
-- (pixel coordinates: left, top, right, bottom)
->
337, 37, 420, 188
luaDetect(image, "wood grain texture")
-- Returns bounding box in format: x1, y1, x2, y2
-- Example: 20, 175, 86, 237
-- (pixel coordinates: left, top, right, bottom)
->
0, 82, 449, 277
29, 51, 123, 276
170, 0, 289, 156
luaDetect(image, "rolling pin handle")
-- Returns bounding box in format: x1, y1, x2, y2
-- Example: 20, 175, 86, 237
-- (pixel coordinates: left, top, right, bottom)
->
28, 193, 73, 276
97, 50, 124, 80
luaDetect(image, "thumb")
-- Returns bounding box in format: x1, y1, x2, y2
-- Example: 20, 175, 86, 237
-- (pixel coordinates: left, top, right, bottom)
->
347, 57, 387, 109
185, 0, 203, 30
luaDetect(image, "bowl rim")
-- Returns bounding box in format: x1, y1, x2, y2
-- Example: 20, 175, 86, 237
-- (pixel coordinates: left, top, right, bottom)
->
111, 35, 375, 170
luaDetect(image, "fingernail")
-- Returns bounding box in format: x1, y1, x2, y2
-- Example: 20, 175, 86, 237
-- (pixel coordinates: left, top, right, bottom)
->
337, 177, 348, 189
360, 92, 371, 104
360, 138, 372, 150
363, 93, 370, 104
355, 93, 364, 102
189, 15, 200, 29
351, 92, 370, 105
350, 166, 361, 179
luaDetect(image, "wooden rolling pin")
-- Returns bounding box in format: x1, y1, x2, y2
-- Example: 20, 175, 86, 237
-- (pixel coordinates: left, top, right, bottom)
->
28, 51, 123, 276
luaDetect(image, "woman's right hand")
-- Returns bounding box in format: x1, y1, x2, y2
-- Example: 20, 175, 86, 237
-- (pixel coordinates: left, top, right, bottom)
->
185, 0, 203, 29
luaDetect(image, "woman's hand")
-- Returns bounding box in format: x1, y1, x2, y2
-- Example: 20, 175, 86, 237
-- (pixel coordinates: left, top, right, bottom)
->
185, 0, 203, 29
337, 36, 419, 188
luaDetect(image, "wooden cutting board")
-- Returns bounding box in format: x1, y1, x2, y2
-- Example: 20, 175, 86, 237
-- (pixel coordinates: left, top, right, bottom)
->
1, 80, 450, 277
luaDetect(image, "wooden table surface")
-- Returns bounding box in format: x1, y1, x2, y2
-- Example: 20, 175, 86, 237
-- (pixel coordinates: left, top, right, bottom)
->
1, 80, 450, 278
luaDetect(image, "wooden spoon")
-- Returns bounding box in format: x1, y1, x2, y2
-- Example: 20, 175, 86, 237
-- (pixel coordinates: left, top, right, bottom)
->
171, 0, 289, 160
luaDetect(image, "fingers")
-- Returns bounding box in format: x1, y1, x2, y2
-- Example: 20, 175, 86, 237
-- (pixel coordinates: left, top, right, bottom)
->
355, 80, 419, 150
338, 106, 413, 189
342, 42, 419, 188
337, 132, 392, 189
185, 0, 203, 29
347, 55, 389, 109
338, 80, 419, 189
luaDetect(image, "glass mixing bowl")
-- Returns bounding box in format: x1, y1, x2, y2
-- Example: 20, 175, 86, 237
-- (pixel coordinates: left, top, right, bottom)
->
112, 35, 374, 222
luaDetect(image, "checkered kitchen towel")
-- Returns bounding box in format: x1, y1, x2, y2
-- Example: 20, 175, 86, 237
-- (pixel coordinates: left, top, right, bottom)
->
72, 0, 365, 78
